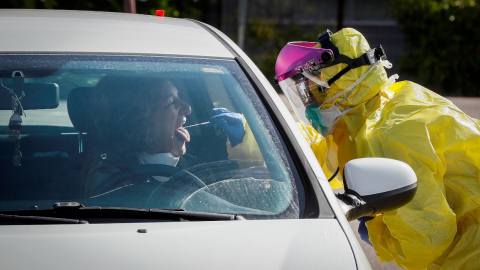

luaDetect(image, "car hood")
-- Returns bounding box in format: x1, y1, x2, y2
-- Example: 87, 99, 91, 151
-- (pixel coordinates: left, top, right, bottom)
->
0, 219, 357, 269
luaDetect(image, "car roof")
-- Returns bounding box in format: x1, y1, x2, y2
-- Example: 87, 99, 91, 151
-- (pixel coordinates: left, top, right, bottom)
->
0, 9, 233, 58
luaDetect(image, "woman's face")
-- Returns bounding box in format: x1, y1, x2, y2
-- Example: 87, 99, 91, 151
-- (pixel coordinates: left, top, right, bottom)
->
146, 82, 192, 157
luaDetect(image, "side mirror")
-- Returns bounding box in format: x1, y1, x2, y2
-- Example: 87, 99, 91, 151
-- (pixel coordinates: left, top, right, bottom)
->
336, 158, 417, 221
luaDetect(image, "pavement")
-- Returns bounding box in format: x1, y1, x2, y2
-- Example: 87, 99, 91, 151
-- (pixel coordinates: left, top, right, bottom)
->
446, 96, 480, 120
278, 94, 480, 270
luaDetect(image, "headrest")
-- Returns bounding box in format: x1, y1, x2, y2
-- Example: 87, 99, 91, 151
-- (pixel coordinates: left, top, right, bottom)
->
67, 87, 95, 133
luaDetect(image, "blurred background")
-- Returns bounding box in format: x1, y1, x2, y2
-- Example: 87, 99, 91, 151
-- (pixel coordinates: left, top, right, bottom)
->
1, 1, 479, 269
2, 0, 479, 98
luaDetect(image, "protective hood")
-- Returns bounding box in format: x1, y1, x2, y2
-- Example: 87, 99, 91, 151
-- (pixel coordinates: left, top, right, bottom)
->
316, 28, 389, 110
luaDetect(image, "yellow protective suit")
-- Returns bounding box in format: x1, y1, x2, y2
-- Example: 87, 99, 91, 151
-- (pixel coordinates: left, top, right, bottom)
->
300, 28, 480, 269
226, 115, 264, 165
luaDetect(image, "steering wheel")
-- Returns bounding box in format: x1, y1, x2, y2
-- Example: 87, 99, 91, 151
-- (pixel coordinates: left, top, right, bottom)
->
145, 159, 243, 209
90, 160, 258, 209
90, 164, 207, 201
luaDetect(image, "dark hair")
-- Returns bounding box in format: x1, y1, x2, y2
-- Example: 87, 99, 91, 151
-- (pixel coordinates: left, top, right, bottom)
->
91, 75, 171, 154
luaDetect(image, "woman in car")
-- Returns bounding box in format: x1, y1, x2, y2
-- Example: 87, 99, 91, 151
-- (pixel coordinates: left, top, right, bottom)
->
82, 76, 262, 197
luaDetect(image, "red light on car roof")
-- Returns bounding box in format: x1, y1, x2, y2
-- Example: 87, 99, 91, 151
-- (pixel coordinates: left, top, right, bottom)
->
156, 10, 165, 17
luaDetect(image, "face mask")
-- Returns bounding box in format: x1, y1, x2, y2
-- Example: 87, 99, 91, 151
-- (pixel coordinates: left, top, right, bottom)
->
306, 105, 343, 137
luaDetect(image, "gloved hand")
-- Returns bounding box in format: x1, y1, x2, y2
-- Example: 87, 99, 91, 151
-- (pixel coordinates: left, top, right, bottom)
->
209, 108, 245, 147
357, 216, 374, 246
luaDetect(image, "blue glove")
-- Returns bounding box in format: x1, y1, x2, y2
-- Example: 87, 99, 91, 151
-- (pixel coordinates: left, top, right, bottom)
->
358, 216, 374, 246
209, 108, 245, 147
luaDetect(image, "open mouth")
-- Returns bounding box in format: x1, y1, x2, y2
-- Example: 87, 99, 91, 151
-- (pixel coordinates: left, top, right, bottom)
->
175, 125, 190, 142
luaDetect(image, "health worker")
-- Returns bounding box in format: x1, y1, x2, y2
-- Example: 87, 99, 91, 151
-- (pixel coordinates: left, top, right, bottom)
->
274, 28, 480, 270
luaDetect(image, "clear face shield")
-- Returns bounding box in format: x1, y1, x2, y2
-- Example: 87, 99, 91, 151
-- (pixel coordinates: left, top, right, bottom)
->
275, 48, 334, 124
275, 30, 389, 133
278, 71, 328, 124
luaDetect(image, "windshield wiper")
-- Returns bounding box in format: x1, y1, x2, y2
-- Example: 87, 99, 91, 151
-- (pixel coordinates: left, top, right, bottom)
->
0, 202, 245, 223
53, 202, 246, 221
0, 213, 88, 225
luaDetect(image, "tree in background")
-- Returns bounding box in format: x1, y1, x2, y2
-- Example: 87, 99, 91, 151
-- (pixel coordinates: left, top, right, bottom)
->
393, 0, 480, 96
242, 0, 327, 91
0, 0, 121, 11
0, 0, 210, 21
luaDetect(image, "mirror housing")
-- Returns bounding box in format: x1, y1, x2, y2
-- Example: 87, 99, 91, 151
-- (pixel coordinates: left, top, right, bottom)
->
336, 158, 417, 221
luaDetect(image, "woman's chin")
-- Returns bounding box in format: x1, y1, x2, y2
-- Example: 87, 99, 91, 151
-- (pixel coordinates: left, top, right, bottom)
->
170, 148, 186, 157
170, 139, 186, 157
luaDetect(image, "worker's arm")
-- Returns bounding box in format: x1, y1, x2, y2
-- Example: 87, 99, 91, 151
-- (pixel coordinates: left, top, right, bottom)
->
209, 108, 263, 166
297, 122, 343, 189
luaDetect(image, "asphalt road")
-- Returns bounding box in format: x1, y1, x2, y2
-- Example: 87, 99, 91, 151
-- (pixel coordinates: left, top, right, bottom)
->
446, 96, 480, 120
278, 94, 480, 270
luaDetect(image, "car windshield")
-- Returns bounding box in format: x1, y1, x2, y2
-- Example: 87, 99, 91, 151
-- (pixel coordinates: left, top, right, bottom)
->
0, 55, 303, 220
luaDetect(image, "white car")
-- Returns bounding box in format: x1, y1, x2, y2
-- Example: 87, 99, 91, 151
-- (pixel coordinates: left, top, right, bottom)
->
0, 9, 416, 269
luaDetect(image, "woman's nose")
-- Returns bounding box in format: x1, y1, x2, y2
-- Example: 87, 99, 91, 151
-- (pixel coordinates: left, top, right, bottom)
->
179, 99, 191, 115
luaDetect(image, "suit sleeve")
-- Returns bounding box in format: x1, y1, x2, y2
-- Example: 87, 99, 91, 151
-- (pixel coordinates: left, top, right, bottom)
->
226, 115, 264, 166
359, 82, 470, 269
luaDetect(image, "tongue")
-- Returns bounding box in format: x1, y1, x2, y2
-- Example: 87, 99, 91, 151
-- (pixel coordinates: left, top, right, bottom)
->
175, 127, 190, 142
